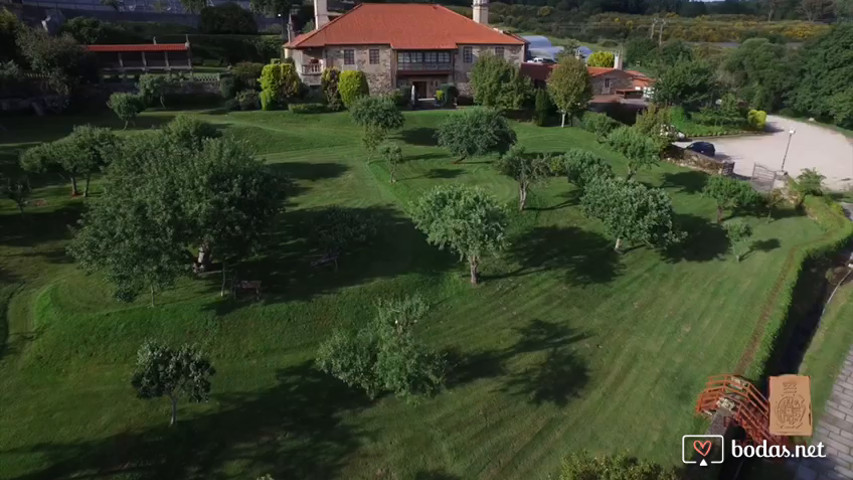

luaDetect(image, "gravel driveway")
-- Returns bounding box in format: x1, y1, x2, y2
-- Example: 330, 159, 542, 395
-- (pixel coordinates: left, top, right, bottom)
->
675, 115, 853, 191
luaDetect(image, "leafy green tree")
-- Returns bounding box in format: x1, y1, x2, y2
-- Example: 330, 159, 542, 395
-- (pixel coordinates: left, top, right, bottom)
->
587, 51, 615, 67
581, 177, 682, 252
137, 74, 173, 108
436, 108, 516, 163
338, 70, 369, 109
558, 452, 681, 480
624, 37, 658, 68
2, 175, 30, 216
61, 17, 107, 44
547, 56, 592, 127
653, 59, 717, 111
563, 149, 613, 190
702, 175, 759, 223
790, 25, 853, 127
249, 0, 291, 29
161, 115, 220, 150
311, 207, 378, 258
200, 2, 257, 34
723, 38, 791, 111
16, 29, 95, 95
411, 185, 508, 285
495, 145, 551, 211
606, 127, 659, 179
654, 40, 694, 71
178, 0, 207, 13
321, 67, 343, 111
724, 219, 752, 262
794, 168, 825, 196
0, 8, 22, 63
259, 62, 301, 109
131, 341, 215, 426
349, 95, 405, 156
469, 54, 532, 111
378, 141, 403, 183
580, 112, 621, 142
107, 93, 146, 128
316, 295, 445, 400
632, 104, 673, 152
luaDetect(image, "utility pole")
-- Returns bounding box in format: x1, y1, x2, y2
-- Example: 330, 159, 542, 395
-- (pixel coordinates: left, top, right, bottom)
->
780, 129, 796, 173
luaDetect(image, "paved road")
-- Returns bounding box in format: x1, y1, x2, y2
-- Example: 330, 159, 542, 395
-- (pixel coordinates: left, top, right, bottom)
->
676, 115, 853, 191
793, 348, 853, 480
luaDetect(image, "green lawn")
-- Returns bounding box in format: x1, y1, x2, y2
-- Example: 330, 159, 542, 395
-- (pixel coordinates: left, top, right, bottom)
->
0, 109, 829, 480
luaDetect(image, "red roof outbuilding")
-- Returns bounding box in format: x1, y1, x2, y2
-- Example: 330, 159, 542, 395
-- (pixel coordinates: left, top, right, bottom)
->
85, 43, 189, 53
285, 3, 525, 50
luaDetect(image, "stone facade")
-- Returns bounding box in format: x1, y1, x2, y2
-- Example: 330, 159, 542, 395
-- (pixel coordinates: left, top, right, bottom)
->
590, 71, 633, 95
286, 43, 524, 98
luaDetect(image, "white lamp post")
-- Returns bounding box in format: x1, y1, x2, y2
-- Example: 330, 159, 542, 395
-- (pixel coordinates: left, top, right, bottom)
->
780, 128, 795, 174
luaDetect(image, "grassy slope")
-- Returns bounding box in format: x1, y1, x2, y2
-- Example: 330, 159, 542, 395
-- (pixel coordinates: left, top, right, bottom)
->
0, 110, 827, 480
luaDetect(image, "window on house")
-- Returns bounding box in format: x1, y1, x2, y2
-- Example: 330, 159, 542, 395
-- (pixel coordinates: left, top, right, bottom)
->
369, 49, 379, 64
425, 52, 437, 63
495, 46, 504, 57
438, 51, 450, 63
412, 52, 423, 63
343, 49, 355, 65
604, 78, 612, 88
463, 46, 473, 63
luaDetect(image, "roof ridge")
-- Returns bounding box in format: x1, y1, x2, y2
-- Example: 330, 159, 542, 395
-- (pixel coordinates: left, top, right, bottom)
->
287, 3, 364, 48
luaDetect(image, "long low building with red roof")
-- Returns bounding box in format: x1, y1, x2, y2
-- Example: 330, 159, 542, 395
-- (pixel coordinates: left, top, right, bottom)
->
85, 42, 192, 73
284, 1, 525, 98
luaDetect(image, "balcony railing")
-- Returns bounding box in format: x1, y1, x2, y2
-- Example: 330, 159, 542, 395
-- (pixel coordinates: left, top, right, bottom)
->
301, 63, 322, 75
397, 62, 452, 72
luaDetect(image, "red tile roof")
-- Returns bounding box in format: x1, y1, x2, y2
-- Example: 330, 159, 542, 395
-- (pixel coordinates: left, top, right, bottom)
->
86, 43, 189, 53
286, 3, 525, 49
521, 63, 633, 81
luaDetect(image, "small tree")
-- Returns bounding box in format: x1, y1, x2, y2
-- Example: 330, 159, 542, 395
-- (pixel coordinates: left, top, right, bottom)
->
606, 126, 659, 179
137, 74, 171, 108
533, 88, 553, 126
581, 177, 682, 252
411, 185, 508, 285
311, 207, 378, 258
349, 95, 405, 157
436, 108, 517, 163
547, 56, 592, 127
338, 70, 369, 109
653, 59, 717, 110
495, 145, 551, 211
161, 115, 220, 150
2, 175, 30, 216
580, 112, 621, 142
469, 54, 532, 111
587, 51, 615, 67
724, 219, 752, 262
107, 92, 145, 128
131, 341, 215, 426
321, 67, 343, 111
795, 168, 825, 196
378, 141, 403, 183
702, 175, 759, 223
61, 125, 119, 196
563, 149, 613, 191
632, 103, 674, 153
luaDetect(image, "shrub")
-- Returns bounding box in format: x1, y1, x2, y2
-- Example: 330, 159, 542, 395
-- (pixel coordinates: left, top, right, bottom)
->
258, 62, 302, 110
107, 92, 145, 128
469, 54, 532, 110
587, 51, 615, 67
219, 74, 237, 99
437, 108, 517, 162
795, 168, 825, 197
259, 90, 276, 111
533, 88, 553, 126
563, 149, 613, 188
235, 89, 259, 110
338, 70, 369, 109
747, 109, 767, 131
161, 115, 220, 149
437, 83, 458, 107
232, 61, 263, 89
199, 2, 257, 34
288, 102, 328, 114
581, 111, 621, 141
350, 95, 404, 131
321, 67, 344, 111
137, 74, 174, 107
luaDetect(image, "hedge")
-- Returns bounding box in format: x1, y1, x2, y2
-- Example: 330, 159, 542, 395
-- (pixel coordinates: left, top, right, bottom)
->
745, 196, 853, 382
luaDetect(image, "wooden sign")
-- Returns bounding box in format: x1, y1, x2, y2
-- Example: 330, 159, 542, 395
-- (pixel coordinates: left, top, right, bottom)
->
769, 375, 813, 437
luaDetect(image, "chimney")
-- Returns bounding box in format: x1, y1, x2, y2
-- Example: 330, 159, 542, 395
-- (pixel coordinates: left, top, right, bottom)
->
473, 0, 488, 24
613, 51, 623, 70
314, 0, 330, 29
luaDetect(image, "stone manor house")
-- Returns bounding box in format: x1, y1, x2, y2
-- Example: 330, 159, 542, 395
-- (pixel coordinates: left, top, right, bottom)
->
283, 0, 525, 98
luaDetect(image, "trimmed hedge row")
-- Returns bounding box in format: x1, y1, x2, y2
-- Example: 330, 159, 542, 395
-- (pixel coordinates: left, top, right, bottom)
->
745, 196, 853, 381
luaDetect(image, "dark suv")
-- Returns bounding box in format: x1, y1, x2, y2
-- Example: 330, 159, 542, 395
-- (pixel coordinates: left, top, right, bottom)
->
686, 141, 715, 157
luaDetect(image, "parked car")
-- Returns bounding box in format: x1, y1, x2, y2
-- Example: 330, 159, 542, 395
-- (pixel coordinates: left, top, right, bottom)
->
530, 57, 556, 64
686, 141, 715, 157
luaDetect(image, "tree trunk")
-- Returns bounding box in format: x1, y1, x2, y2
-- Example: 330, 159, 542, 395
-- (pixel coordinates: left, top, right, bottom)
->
453, 156, 465, 164
17, 203, 25, 217
614, 237, 622, 252
123, 120, 128, 130
519, 183, 527, 211
716, 206, 724, 224
150, 285, 155, 308
84, 174, 91, 197
469, 256, 479, 285
197, 243, 212, 271
560, 112, 566, 128
626, 168, 635, 181
70, 176, 79, 196
169, 395, 178, 426
220, 263, 227, 297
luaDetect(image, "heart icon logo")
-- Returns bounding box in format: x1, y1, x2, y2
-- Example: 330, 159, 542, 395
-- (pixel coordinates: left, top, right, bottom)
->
693, 440, 712, 457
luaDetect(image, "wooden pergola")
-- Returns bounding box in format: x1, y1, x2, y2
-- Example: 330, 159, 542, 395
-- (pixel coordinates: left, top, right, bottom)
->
85, 41, 193, 73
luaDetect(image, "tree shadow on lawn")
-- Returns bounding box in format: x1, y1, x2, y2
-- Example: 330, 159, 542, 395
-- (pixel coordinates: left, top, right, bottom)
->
6, 361, 370, 480
661, 213, 729, 263
206, 205, 456, 313
425, 168, 463, 179
266, 162, 350, 182
499, 226, 623, 285
525, 189, 582, 212
661, 171, 707, 194
401, 127, 438, 146
448, 319, 591, 406
0, 203, 84, 249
